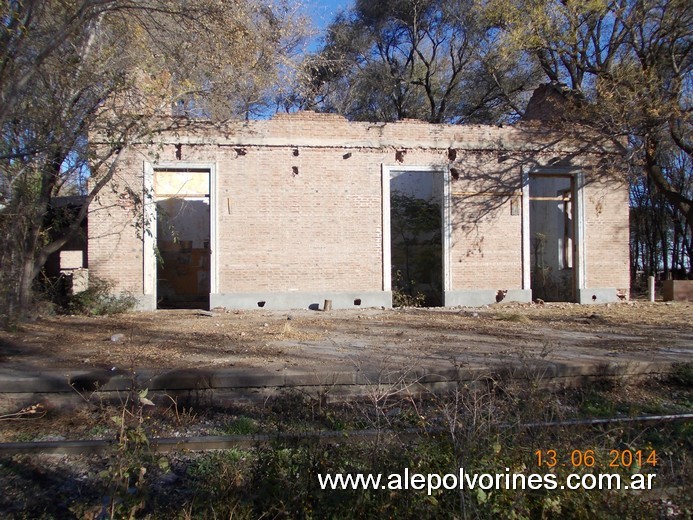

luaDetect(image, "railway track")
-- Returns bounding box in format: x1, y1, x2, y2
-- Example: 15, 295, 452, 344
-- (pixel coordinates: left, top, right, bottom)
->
2, 413, 691, 456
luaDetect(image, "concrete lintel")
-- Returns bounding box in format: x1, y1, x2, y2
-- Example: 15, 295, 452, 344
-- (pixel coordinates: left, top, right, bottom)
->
577, 288, 621, 304
444, 289, 532, 307
210, 291, 392, 311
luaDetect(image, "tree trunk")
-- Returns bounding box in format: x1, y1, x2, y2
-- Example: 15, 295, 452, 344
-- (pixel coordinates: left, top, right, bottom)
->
17, 253, 36, 318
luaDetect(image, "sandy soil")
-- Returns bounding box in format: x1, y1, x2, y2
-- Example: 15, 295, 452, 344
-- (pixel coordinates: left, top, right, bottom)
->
1, 301, 691, 374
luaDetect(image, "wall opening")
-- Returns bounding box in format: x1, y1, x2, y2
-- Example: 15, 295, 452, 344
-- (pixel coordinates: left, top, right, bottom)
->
389, 170, 444, 306
529, 174, 576, 302
154, 168, 211, 309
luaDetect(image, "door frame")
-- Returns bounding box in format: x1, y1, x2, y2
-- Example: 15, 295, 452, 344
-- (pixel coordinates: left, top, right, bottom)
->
521, 166, 586, 300
382, 164, 451, 298
143, 162, 218, 306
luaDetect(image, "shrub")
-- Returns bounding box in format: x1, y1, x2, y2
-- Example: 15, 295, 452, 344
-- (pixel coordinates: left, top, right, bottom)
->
67, 277, 137, 316
391, 270, 427, 308
669, 362, 693, 387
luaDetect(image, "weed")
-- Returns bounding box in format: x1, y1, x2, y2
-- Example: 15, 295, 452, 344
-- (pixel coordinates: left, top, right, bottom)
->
184, 449, 254, 517
86, 424, 112, 438
392, 286, 427, 308
187, 448, 248, 482
97, 386, 168, 519
66, 276, 136, 316
0, 403, 45, 421
391, 270, 427, 308
577, 385, 617, 418
164, 395, 198, 427
3, 372, 691, 519
225, 416, 259, 435
669, 362, 693, 387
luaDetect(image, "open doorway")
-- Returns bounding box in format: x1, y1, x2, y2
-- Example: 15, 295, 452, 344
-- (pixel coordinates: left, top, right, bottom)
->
389, 170, 444, 306
154, 169, 211, 309
529, 174, 576, 302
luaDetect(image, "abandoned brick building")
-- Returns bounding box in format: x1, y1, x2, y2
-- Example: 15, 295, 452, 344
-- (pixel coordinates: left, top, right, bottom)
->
86, 111, 630, 310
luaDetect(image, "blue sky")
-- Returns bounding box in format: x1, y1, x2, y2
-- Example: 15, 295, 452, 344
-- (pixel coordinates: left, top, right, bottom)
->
308, 0, 353, 30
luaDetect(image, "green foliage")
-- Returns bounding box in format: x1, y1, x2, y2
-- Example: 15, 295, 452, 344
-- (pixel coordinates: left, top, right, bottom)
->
490, 0, 693, 262
391, 191, 442, 240
0, 0, 309, 325
578, 386, 618, 418
96, 387, 168, 520
67, 277, 136, 316
669, 362, 693, 387
225, 416, 260, 435
185, 449, 252, 517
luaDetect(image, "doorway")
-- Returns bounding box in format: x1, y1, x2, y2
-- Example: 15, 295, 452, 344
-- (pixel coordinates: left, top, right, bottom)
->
529, 174, 576, 302
154, 168, 211, 309
388, 170, 445, 306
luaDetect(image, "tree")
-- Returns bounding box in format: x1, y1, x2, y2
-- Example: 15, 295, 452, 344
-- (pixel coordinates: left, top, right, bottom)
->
0, 0, 308, 325
488, 0, 693, 263
630, 149, 692, 281
293, 0, 539, 123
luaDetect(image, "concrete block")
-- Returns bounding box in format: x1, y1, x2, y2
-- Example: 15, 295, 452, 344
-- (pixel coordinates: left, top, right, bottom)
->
71, 268, 89, 294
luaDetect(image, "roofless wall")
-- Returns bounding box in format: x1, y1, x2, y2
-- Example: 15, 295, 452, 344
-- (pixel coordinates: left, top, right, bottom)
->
88, 111, 630, 310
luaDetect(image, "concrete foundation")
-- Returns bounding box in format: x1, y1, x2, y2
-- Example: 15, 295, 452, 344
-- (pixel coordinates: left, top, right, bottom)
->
134, 294, 157, 311
210, 291, 392, 310
444, 289, 532, 307
577, 288, 620, 304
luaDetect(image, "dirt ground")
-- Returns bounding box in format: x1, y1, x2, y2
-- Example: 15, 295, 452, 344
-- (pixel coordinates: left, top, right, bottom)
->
2, 301, 691, 519
1, 301, 691, 374
1, 302, 691, 518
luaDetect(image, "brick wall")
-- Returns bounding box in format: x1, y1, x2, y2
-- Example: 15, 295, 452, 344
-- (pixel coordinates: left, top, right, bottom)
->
448, 152, 524, 290
88, 150, 148, 294
583, 174, 631, 294
88, 112, 630, 306
217, 145, 384, 293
